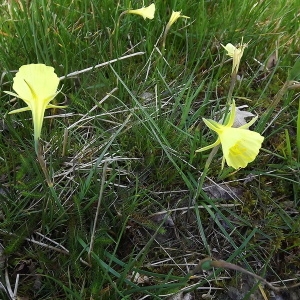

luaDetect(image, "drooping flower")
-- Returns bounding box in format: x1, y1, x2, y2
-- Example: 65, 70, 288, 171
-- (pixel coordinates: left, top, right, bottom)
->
5, 64, 66, 152
196, 101, 264, 169
111, 3, 155, 35
162, 10, 189, 49
165, 11, 189, 32
221, 40, 247, 74
127, 3, 155, 20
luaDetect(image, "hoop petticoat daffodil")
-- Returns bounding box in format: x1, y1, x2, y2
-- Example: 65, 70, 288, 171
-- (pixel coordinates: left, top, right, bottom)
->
127, 3, 155, 20
112, 4, 155, 35
5, 64, 66, 153
162, 10, 189, 49
165, 11, 189, 31
196, 101, 264, 169
221, 41, 247, 74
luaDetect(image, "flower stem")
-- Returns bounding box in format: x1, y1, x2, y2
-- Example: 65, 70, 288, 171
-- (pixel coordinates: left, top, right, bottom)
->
36, 141, 53, 187
192, 145, 220, 204
189, 257, 300, 292
227, 72, 237, 105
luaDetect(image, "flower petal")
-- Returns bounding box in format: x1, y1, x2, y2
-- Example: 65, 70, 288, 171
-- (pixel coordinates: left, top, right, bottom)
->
195, 138, 221, 153
239, 115, 258, 129
8, 107, 31, 114
202, 118, 224, 133
221, 43, 237, 57
226, 100, 236, 127
46, 104, 67, 109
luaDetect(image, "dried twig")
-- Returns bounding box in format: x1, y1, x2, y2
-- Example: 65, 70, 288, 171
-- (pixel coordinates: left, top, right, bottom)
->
59, 52, 145, 80
5, 268, 14, 300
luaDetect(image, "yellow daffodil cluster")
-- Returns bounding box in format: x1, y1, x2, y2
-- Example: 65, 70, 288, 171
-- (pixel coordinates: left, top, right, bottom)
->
196, 101, 264, 169
4, 4, 264, 172
4, 5, 190, 152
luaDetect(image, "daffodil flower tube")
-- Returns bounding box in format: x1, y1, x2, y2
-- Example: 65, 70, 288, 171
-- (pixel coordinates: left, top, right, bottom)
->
5, 64, 66, 153
127, 3, 155, 20
196, 101, 264, 169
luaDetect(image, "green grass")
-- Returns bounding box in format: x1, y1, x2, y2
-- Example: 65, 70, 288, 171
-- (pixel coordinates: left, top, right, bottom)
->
0, 0, 300, 299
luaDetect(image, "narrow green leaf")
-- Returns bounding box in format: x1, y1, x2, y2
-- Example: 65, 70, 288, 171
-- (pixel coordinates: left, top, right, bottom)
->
289, 58, 300, 81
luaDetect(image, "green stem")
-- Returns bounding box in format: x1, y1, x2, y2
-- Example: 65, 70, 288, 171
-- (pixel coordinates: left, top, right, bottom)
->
36, 140, 53, 187
189, 258, 300, 292
192, 145, 220, 204
227, 72, 237, 104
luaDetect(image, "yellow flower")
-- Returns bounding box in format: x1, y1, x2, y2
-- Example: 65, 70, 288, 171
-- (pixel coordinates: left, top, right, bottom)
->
196, 101, 264, 169
221, 41, 247, 74
5, 64, 66, 152
127, 3, 155, 20
166, 10, 189, 32
162, 10, 189, 49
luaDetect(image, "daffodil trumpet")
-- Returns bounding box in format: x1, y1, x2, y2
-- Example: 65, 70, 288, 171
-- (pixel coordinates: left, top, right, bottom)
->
196, 101, 264, 169
126, 3, 155, 20
5, 64, 66, 154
